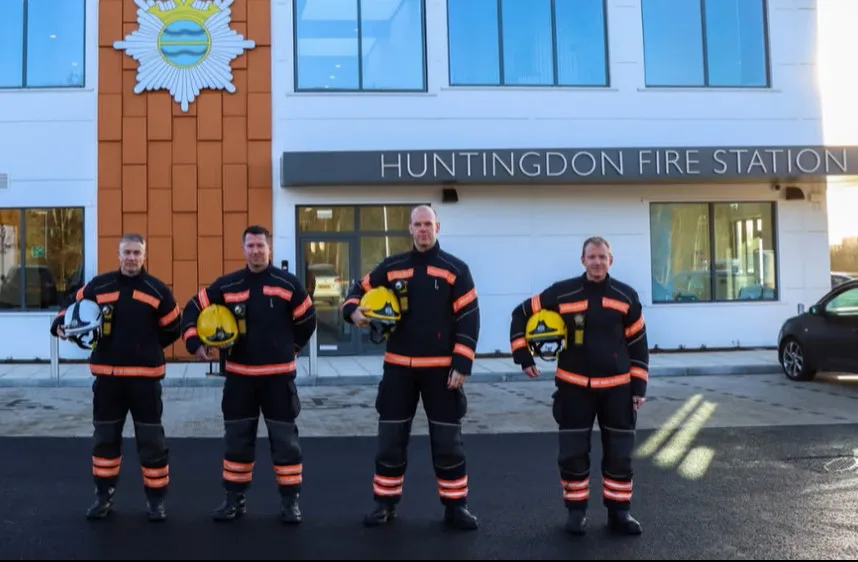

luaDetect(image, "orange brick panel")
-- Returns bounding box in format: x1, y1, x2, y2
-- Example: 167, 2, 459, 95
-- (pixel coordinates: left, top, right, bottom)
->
98, 189, 123, 237
147, 141, 173, 188
98, 237, 121, 274
99, 0, 272, 359
98, 141, 122, 189
123, 213, 148, 237
146, 236, 173, 285
223, 71, 248, 115
197, 142, 223, 189
197, 189, 224, 237
223, 213, 249, 260
122, 165, 147, 212
198, 237, 224, 285
223, 164, 248, 211
148, 190, 172, 236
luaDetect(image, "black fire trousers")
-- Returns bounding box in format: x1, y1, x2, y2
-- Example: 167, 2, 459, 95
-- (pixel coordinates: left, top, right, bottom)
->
552, 381, 637, 512
220, 374, 303, 497
91, 376, 169, 498
372, 364, 470, 507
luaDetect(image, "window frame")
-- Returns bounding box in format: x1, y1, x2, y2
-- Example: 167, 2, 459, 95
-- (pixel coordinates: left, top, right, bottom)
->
291, 0, 429, 93
0, 206, 86, 311
445, 0, 611, 88
648, 201, 780, 305
640, 0, 772, 89
0, 0, 87, 90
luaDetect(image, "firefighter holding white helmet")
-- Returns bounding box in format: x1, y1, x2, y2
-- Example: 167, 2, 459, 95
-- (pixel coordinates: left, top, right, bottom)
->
50, 233, 182, 522
509, 236, 649, 536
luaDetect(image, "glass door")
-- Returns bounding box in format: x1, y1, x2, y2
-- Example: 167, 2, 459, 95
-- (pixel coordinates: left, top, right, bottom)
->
299, 237, 356, 355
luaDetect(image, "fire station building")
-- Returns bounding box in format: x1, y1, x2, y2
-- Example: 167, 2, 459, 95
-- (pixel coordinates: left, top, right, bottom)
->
0, 0, 856, 362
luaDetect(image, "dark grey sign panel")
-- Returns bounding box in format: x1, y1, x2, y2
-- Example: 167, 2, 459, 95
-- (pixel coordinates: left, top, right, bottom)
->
280, 146, 858, 187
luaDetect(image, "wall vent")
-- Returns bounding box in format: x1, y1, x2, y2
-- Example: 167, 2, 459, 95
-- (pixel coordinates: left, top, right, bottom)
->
0, 173, 8, 190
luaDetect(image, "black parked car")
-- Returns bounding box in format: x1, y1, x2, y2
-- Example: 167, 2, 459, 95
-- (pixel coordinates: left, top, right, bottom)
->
778, 279, 858, 381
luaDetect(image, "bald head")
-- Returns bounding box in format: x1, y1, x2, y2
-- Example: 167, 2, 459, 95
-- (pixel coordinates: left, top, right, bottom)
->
410, 204, 437, 223
409, 205, 440, 252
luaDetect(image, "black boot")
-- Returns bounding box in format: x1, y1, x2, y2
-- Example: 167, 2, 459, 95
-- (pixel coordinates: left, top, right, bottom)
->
86, 487, 115, 520
363, 501, 397, 527
444, 504, 479, 530
146, 495, 167, 522
279, 494, 302, 525
565, 509, 587, 535
212, 491, 247, 522
608, 510, 642, 535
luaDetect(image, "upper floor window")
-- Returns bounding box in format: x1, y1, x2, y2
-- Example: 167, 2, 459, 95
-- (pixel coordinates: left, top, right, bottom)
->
641, 0, 770, 88
293, 0, 427, 92
447, 0, 609, 87
0, 0, 85, 89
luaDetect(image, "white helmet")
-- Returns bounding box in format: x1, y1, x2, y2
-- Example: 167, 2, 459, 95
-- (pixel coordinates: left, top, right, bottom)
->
63, 299, 103, 350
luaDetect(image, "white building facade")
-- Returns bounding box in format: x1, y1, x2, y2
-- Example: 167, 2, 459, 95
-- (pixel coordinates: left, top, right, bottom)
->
0, 0, 96, 360
273, 0, 850, 358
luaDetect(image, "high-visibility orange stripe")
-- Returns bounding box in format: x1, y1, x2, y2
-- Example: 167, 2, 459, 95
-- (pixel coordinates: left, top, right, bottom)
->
90, 364, 166, 377
453, 288, 477, 313
133, 290, 160, 309
383, 352, 452, 368
225, 361, 297, 376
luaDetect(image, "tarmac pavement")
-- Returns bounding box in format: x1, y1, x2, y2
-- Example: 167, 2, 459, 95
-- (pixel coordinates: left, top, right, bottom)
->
3, 424, 858, 560
4, 370, 858, 559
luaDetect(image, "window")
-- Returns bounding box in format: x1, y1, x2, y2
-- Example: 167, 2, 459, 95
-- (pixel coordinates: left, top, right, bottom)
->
447, 0, 608, 87
824, 287, 858, 316
641, 0, 769, 87
293, 0, 427, 91
0, 0, 86, 89
650, 202, 777, 303
0, 208, 84, 310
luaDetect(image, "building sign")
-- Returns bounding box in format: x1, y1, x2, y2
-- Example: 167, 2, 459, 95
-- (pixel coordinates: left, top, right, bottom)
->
115, 0, 255, 112
281, 146, 858, 186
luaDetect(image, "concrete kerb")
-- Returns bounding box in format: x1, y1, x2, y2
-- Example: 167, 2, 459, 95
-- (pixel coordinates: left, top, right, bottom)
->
0, 364, 783, 388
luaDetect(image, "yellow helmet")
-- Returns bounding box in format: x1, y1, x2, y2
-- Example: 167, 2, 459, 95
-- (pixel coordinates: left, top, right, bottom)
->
525, 310, 568, 361
196, 304, 239, 348
360, 287, 401, 343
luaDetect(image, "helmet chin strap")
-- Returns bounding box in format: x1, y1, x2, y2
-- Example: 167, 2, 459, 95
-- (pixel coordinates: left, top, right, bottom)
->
369, 321, 397, 344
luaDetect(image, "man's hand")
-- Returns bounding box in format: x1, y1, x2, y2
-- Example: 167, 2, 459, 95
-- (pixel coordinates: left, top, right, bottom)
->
350, 306, 371, 328
523, 365, 540, 378
196, 346, 217, 361
56, 326, 68, 340
632, 395, 646, 411
447, 369, 466, 390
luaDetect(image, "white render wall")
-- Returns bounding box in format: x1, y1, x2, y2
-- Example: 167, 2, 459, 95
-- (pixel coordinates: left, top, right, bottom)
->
0, 0, 98, 360
270, 0, 833, 351
274, 182, 830, 352
272, 0, 824, 153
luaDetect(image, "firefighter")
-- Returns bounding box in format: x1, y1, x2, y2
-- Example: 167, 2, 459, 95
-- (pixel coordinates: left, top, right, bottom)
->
342, 205, 480, 531
509, 236, 648, 536
181, 225, 316, 525
49, 233, 182, 522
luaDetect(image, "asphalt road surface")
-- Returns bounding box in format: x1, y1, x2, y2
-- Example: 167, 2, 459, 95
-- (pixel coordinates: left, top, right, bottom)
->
3, 424, 858, 560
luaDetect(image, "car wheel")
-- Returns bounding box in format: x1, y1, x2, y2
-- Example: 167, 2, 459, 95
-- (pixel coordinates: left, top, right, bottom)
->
779, 337, 816, 381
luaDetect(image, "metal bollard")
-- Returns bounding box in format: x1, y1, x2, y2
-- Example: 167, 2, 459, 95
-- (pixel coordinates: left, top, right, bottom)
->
50, 327, 60, 384
308, 331, 318, 380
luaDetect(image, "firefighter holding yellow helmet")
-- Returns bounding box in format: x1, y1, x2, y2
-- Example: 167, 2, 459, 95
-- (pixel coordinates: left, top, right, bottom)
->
181, 225, 316, 525
343, 205, 480, 531
509, 236, 648, 536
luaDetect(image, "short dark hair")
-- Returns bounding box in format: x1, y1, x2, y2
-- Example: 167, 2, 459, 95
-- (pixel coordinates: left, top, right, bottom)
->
581, 236, 611, 258
243, 225, 271, 243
